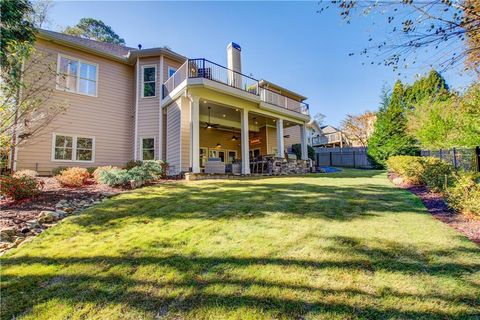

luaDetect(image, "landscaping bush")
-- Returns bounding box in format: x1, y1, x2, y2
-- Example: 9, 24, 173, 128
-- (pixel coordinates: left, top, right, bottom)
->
387, 155, 454, 191
92, 166, 117, 183
97, 168, 132, 187
386, 156, 425, 184
51, 166, 68, 176
0, 175, 40, 200
55, 167, 90, 187
97, 161, 165, 188
13, 169, 38, 179
125, 160, 143, 170
420, 157, 454, 192
86, 167, 97, 175
446, 172, 480, 217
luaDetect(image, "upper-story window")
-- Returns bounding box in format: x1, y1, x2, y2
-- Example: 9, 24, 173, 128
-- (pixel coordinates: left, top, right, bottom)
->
142, 65, 156, 97
167, 66, 177, 78
57, 54, 98, 96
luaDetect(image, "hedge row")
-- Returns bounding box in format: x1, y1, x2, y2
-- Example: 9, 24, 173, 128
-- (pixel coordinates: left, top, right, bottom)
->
387, 156, 479, 217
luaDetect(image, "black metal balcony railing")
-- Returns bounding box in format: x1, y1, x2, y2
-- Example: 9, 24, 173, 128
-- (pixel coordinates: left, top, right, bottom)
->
162, 58, 309, 115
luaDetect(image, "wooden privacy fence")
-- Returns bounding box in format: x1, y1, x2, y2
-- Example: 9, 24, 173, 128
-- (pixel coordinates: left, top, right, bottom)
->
315, 147, 373, 169
421, 147, 480, 172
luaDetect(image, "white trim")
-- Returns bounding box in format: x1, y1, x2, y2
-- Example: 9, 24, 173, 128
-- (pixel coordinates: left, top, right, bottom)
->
141, 64, 157, 98
140, 136, 156, 161
51, 133, 96, 163
134, 57, 140, 160
56, 53, 99, 97
167, 66, 177, 78
159, 55, 164, 160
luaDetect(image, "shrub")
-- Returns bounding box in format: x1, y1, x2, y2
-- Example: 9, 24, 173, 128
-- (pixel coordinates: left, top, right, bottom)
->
0, 175, 40, 200
97, 168, 132, 187
446, 172, 480, 217
386, 156, 425, 184
387, 156, 454, 190
13, 169, 38, 179
51, 166, 68, 176
86, 167, 97, 175
97, 161, 165, 188
55, 167, 90, 187
125, 160, 143, 170
92, 166, 117, 183
420, 157, 454, 192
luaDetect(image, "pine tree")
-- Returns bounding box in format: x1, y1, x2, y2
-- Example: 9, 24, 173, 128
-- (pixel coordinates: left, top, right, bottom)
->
368, 80, 419, 167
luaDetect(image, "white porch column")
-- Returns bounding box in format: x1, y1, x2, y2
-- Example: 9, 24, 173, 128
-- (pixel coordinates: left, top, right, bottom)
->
300, 123, 308, 160
276, 118, 284, 158
241, 109, 250, 174
190, 96, 200, 173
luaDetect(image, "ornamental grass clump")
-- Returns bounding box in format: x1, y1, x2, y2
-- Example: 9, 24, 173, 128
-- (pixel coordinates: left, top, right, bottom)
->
0, 175, 40, 200
92, 166, 117, 183
55, 167, 90, 187
12, 169, 38, 179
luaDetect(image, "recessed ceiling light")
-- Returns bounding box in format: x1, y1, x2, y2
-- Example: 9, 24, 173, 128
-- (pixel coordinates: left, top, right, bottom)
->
203, 101, 207, 104
255, 121, 258, 125
235, 109, 239, 111
273, 119, 276, 122
222, 114, 226, 118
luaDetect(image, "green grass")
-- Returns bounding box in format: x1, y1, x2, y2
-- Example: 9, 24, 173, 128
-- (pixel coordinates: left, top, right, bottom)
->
1, 169, 479, 319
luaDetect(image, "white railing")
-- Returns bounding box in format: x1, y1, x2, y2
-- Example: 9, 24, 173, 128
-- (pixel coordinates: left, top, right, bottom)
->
162, 58, 309, 116
313, 132, 343, 145
162, 60, 188, 97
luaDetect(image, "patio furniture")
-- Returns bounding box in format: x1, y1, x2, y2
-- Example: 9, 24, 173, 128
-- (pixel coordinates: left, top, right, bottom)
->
204, 158, 225, 174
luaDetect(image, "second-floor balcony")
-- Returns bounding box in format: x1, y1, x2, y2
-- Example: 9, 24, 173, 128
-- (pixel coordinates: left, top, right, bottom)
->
162, 58, 309, 116
312, 132, 343, 146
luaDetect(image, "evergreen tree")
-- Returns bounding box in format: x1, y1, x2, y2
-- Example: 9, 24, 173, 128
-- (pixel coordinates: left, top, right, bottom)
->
404, 70, 450, 107
368, 80, 419, 167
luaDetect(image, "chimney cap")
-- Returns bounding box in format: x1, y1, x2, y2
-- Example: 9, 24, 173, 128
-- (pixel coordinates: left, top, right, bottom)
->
227, 42, 241, 51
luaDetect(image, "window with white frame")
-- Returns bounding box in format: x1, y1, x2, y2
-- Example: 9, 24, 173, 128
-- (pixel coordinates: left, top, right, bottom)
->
167, 66, 177, 78
142, 66, 156, 97
57, 55, 98, 96
142, 138, 155, 160
53, 134, 94, 162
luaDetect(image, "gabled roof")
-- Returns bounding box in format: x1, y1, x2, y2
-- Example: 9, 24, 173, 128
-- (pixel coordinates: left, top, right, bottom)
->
36, 29, 187, 64
258, 79, 307, 101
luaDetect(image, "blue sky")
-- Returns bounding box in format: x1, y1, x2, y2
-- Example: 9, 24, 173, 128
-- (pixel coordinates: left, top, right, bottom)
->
47, 1, 475, 127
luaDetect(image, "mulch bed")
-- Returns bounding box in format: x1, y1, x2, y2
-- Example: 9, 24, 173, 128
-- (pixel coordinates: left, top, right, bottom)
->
0, 177, 123, 230
388, 172, 480, 245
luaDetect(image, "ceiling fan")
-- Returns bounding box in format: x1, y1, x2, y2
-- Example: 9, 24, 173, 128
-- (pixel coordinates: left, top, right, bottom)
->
204, 107, 219, 129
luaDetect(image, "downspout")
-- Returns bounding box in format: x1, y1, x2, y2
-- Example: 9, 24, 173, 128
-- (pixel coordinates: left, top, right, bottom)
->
134, 57, 139, 160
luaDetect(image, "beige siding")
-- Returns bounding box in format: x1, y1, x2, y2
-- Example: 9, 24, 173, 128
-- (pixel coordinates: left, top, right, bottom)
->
166, 99, 181, 174
266, 126, 278, 154
284, 125, 301, 151
163, 57, 183, 81
180, 97, 191, 172
137, 57, 160, 159
16, 39, 134, 175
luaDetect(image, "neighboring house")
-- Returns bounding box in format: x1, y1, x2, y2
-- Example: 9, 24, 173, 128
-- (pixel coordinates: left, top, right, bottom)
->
14, 29, 311, 175
284, 119, 321, 153
312, 125, 349, 148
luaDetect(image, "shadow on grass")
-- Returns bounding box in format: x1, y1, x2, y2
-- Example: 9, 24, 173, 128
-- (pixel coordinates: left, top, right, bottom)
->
2, 236, 479, 319
70, 181, 424, 231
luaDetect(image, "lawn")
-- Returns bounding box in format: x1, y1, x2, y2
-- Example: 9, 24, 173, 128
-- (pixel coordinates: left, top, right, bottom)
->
1, 169, 479, 319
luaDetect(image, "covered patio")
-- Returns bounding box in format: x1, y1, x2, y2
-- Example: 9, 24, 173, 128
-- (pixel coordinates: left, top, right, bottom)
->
193, 100, 309, 175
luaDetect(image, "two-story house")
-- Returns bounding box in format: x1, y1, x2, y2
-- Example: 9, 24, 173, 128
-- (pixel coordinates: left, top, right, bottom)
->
14, 29, 311, 175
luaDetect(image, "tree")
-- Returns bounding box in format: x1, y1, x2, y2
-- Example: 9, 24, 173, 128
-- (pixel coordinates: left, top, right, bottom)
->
367, 80, 419, 167
320, 1, 480, 75
63, 18, 125, 45
341, 111, 376, 147
1, 0, 65, 171
313, 112, 326, 127
29, 0, 55, 28
452, 83, 480, 147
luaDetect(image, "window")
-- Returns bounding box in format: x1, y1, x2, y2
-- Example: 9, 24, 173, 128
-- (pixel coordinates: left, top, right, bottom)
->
142, 66, 156, 97
52, 134, 94, 162
168, 67, 177, 78
142, 138, 155, 160
57, 55, 98, 96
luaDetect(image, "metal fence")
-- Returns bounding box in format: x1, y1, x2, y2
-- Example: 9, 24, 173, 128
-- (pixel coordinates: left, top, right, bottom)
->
421, 147, 480, 172
315, 147, 373, 169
